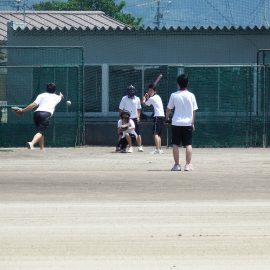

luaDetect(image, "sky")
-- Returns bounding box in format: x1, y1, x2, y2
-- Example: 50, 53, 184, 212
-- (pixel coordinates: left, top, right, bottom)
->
1, 0, 269, 28
119, 0, 270, 28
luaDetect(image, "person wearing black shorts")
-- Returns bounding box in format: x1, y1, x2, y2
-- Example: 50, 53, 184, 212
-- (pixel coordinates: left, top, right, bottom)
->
16, 83, 63, 150
142, 84, 165, 154
166, 74, 198, 171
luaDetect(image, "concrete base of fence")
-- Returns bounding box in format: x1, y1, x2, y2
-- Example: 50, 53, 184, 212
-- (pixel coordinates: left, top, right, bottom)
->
85, 121, 170, 147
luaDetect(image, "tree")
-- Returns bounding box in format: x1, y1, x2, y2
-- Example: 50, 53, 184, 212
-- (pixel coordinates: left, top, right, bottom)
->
33, 0, 142, 28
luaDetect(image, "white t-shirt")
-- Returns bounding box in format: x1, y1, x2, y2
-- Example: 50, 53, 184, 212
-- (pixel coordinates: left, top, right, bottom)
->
34, 92, 62, 115
145, 94, 165, 117
167, 89, 198, 126
119, 95, 141, 119
117, 118, 137, 138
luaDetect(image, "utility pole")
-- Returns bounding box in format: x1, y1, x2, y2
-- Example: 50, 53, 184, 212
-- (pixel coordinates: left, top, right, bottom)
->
154, 0, 163, 28
14, 0, 26, 22
23, 0, 26, 23
15, 0, 21, 11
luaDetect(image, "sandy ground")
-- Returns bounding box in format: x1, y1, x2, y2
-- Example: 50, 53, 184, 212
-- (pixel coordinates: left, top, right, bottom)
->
0, 147, 270, 269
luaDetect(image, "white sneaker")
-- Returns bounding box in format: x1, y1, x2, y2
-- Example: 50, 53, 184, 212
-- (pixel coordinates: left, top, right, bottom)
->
159, 149, 164, 154
26, 142, 34, 150
184, 164, 192, 171
115, 146, 121, 152
127, 146, 133, 153
151, 149, 160, 154
171, 164, 181, 171
138, 146, 144, 152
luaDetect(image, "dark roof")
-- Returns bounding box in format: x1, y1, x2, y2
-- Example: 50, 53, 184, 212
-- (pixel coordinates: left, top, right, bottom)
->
0, 11, 128, 41
13, 25, 270, 36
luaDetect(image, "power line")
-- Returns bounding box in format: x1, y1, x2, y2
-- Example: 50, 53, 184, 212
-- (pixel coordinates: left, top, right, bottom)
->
225, 0, 235, 26
247, 0, 265, 25
0, 0, 15, 7
124, 0, 172, 28
122, 0, 266, 28
262, 0, 269, 26
203, 0, 235, 26
124, 0, 158, 8
153, 0, 172, 28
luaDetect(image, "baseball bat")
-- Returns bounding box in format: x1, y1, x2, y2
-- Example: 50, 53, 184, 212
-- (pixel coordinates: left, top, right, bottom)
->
153, 73, 163, 87
143, 73, 163, 101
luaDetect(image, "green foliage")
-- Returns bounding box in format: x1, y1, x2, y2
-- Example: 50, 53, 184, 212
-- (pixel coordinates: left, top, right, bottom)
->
33, 0, 142, 28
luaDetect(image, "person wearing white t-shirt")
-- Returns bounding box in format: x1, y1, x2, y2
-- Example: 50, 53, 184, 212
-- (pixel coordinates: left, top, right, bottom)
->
119, 85, 143, 152
116, 110, 137, 153
165, 74, 198, 171
16, 83, 63, 150
142, 84, 165, 154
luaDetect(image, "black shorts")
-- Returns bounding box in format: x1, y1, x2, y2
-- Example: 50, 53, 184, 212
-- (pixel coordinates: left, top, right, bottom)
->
131, 118, 140, 135
171, 125, 193, 146
117, 134, 136, 149
33, 111, 52, 135
153, 116, 164, 136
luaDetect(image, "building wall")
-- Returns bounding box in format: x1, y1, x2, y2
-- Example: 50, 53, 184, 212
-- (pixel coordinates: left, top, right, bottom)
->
7, 29, 270, 65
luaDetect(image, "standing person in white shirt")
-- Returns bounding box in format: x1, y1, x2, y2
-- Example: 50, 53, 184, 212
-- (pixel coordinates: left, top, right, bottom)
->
119, 85, 143, 152
165, 74, 198, 171
142, 84, 165, 154
16, 83, 63, 150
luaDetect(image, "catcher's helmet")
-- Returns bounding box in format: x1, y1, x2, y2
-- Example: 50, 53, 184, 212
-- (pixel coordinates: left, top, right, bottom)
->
127, 85, 136, 98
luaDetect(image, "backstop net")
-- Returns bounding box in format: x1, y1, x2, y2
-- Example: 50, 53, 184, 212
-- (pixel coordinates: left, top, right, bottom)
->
1, 47, 269, 148
0, 46, 84, 147
84, 64, 270, 147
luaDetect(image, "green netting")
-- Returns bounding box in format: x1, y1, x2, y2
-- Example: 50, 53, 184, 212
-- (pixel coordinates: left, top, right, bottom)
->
0, 46, 84, 147
84, 64, 269, 147
84, 66, 102, 113
1, 47, 269, 148
0, 66, 82, 147
256, 50, 270, 147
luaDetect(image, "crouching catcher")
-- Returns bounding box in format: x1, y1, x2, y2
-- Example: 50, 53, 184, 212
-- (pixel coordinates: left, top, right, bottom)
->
116, 110, 137, 153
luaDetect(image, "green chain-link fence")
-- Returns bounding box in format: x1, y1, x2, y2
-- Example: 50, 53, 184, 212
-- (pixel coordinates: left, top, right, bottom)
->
1, 46, 269, 148
84, 64, 270, 147
0, 46, 84, 147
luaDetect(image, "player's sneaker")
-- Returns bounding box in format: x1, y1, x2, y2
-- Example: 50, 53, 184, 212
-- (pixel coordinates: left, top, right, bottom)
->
171, 164, 181, 171
127, 146, 133, 153
151, 149, 160, 154
115, 146, 121, 152
138, 146, 144, 152
158, 149, 164, 154
26, 142, 34, 150
184, 164, 192, 171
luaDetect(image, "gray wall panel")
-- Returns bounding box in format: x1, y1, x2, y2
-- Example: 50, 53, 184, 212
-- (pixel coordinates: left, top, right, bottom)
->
8, 30, 270, 64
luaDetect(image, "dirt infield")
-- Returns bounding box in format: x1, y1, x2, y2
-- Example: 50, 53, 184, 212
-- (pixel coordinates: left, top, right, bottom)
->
0, 147, 270, 269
